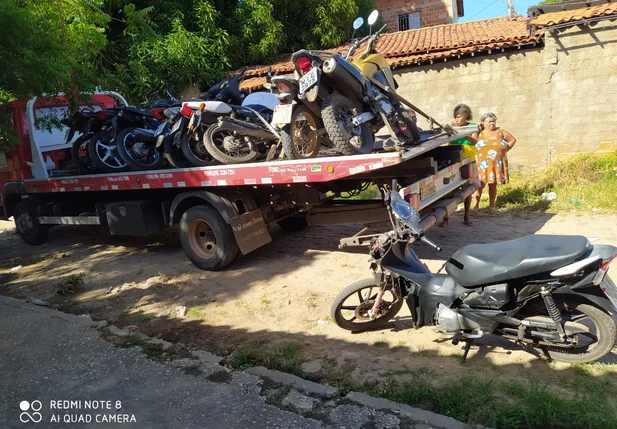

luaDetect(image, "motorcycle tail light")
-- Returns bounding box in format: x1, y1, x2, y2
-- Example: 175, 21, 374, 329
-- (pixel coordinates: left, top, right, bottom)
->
601, 252, 617, 270
295, 56, 312, 74
275, 82, 292, 92
180, 104, 193, 118
96, 111, 110, 120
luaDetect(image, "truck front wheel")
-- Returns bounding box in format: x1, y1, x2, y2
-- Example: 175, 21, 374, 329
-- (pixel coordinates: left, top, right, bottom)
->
180, 205, 239, 271
14, 202, 49, 245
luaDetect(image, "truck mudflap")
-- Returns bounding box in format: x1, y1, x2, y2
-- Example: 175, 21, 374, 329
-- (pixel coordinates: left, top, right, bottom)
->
230, 209, 272, 254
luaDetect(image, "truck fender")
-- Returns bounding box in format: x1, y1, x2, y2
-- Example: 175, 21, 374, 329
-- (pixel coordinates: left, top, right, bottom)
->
169, 192, 239, 227
2, 182, 27, 219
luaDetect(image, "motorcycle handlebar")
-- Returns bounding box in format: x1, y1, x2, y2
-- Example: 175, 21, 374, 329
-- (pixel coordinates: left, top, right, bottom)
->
420, 235, 442, 252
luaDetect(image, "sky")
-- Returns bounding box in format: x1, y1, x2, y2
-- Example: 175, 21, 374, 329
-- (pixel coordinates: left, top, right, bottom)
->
459, 0, 544, 22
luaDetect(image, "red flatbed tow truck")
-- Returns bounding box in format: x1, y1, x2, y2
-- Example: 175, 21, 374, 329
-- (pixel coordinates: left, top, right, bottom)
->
0, 94, 476, 270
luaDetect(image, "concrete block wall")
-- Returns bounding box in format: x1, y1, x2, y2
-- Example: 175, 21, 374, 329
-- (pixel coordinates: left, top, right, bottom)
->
393, 20, 617, 171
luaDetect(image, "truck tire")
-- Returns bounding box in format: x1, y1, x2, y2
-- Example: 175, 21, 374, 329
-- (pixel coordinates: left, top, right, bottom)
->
321, 93, 373, 156
180, 205, 239, 271
280, 106, 321, 160
14, 202, 49, 245
277, 214, 308, 232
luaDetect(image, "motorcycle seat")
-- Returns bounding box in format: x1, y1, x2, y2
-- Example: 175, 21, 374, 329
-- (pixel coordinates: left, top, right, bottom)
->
125, 106, 154, 117
445, 235, 590, 288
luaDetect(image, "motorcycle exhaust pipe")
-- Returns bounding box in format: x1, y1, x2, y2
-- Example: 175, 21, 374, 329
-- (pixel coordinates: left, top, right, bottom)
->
219, 119, 278, 141
131, 128, 157, 143
322, 58, 364, 98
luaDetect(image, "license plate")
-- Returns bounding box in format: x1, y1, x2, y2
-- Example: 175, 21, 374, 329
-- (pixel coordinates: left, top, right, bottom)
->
420, 182, 437, 201
154, 122, 166, 137
272, 104, 294, 125
299, 68, 319, 95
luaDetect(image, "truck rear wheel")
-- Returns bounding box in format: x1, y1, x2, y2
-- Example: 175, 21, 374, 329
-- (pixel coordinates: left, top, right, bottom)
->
14, 202, 49, 245
180, 205, 239, 270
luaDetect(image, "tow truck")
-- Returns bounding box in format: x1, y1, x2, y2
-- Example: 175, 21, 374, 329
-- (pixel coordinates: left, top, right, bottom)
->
1, 94, 477, 270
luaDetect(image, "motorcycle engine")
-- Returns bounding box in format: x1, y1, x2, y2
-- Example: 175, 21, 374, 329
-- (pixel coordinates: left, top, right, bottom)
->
436, 304, 480, 333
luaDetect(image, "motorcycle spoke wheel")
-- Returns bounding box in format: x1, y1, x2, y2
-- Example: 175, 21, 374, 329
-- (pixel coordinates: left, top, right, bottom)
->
331, 279, 403, 332
122, 132, 160, 167
292, 113, 319, 157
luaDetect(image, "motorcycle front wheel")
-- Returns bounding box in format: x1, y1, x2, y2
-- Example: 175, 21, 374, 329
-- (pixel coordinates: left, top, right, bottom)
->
203, 123, 259, 165
116, 127, 166, 171
321, 93, 373, 156
331, 278, 404, 332
71, 135, 95, 174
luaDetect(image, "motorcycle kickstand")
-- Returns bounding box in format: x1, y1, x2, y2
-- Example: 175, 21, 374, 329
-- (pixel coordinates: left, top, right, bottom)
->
460, 338, 474, 364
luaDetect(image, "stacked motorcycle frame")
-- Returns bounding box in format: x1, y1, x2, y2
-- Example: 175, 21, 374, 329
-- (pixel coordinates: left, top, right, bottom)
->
64, 10, 435, 173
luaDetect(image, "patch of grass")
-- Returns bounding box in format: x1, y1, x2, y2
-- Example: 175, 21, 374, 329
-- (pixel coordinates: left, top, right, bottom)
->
374, 339, 389, 348
498, 152, 617, 213
186, 305, 205, 320
134, 312, 157, 324
113, 334, 164, 361
54, 273, 85, 296
367, 371, 617, 429
228, 346, 261, 370
259, 295, 271, 306
227, 342, 303, 375
303, 292, 318, 309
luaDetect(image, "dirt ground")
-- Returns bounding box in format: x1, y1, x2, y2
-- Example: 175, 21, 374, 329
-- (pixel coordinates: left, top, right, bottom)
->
1, 209, 617, 389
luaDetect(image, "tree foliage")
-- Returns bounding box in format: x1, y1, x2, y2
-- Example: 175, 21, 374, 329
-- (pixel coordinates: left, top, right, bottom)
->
1, 0, 376, 106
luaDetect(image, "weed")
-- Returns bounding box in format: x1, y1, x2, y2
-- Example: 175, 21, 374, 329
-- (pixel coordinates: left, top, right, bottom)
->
228, 346, 261, 370
54, 273, 85, 296
186, 305, 205, 320
497, 152, 617, 213
374, 340, 389, 348
303, 292, 318, 309
112, 334, 164, 361
135, 312, 157, 324
367, 373, 617, 429
260, 295, 271, 306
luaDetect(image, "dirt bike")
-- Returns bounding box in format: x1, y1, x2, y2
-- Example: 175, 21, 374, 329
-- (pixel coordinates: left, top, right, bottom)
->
292, 11, 421, 156
331, 179, 617, 363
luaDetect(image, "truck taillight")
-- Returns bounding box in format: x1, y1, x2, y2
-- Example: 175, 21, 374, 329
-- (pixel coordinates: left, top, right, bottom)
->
295, 57, 312, 74
180, 104, 193, 118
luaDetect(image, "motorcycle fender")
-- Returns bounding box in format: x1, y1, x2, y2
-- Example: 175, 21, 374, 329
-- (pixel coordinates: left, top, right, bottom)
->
554, 286, 617, 317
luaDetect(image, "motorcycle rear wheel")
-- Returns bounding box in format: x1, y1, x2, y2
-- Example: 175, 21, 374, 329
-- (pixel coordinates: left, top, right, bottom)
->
180, 128, 217, 167
280, 106, 322, 160
321, 93, 373, 156
88, 130, 130, 173
519, 296, 616, 363
71, 135, 96, 174
203, 123, 259, 164
331, 278, 404, 332
116, 127, 166, 171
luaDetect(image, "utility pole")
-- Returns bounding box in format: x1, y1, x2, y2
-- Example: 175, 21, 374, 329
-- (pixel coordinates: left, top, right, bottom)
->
507, 0, 515, 18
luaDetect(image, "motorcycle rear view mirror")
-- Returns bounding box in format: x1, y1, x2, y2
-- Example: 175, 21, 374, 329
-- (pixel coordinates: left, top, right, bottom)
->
353, 17, 364, 30
368, 10, 379, 35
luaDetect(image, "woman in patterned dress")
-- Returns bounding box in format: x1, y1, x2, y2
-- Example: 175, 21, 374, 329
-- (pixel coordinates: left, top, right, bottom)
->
474, 113, 516, 211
